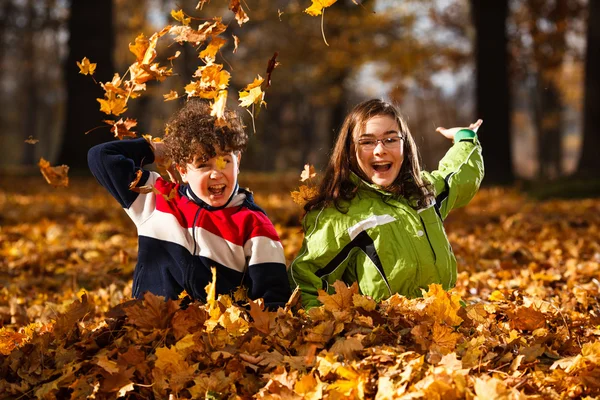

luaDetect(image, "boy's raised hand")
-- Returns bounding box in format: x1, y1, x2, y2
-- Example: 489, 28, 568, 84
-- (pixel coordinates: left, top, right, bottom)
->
151, 141, 182, 184
436, 119, 483, 141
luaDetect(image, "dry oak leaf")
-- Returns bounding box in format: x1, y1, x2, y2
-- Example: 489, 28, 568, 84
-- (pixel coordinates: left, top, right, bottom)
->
317, 281, 358, 312
39, 157, 69, 187
171, 9, 191, 26
229, 0, 249, 26
305, 0, 338, 16
300, 164, 317, 182
77, 57, 96, 75
104, 118, 138, 140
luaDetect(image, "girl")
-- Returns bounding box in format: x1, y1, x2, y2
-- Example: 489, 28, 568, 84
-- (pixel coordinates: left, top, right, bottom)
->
289, 99, 483, 309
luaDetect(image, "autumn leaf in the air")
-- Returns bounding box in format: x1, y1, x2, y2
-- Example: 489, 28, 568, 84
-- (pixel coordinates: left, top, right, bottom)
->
199, 36, 227, 61
229, 0, 249, 26
97, 91, 128, 116
210, 90, 228, 127
104, 118, 138, 140
291, 185, 319, 206
163, 90, 179, 101
25, 136, 39, 144
300, 164, 317, 182
305, 0, 338, 16
239, 75, 265, 108
39, 157, 69, 187
171, 9, 191, 26
232, 35, 240, 53
77, 57, 96, 75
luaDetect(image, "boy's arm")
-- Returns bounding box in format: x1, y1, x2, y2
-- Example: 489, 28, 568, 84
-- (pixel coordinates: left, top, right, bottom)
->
244, 216, 291, 310
421, 129, 484, 220
88, 138, 156, 209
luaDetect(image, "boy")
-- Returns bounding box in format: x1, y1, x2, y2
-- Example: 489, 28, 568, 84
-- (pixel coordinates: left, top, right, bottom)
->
88, 99, 291, 309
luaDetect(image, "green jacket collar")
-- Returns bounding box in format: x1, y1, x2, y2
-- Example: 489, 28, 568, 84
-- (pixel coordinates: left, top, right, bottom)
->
349, 171, 394, 197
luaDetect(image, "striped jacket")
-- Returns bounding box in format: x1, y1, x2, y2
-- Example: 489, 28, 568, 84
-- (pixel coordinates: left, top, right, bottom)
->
88, 138, 291, 308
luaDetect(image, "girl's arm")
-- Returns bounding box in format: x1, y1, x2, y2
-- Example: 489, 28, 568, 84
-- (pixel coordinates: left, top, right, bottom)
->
422, 120, 484, 220
289, 211, 350, 309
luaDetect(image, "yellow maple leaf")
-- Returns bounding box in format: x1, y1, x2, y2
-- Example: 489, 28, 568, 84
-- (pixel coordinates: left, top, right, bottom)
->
39, 157, 69, 188
215, 156, 227, 170
294, 373, 324, 400
171, 9, 191, 26
300, 164, 317, 182
199, 36, 227, 61
76, 57, 96, 75
422, 284, 463, 326
431, 321, 461, 353
163, 90, 179, 101
305, 0, 338, 16
291, 185, 319, 206
210, 90, 228, 126
317, 281, 357, 312
97, 92, 128, 116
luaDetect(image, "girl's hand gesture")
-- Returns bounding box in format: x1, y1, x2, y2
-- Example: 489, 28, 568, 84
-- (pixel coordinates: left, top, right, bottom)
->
436, 119, 483, 141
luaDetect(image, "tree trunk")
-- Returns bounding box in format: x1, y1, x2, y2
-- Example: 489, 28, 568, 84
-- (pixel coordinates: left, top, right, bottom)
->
576, 1, 600, 176
58, 0, 114, 171
471, 0, 514, 185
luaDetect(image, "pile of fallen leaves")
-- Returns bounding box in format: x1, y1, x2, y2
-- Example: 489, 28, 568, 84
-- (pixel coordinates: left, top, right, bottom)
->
1, 177, 600, 399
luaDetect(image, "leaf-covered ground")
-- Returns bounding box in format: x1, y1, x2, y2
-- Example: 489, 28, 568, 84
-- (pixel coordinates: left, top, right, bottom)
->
1, 176, 599, 399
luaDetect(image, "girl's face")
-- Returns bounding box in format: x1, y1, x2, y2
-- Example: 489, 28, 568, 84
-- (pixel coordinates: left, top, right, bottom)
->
354, 114, 405, 187
178, 148, 240, 207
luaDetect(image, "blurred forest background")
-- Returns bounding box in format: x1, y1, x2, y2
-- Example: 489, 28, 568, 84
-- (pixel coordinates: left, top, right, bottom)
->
0, 0, 598, 187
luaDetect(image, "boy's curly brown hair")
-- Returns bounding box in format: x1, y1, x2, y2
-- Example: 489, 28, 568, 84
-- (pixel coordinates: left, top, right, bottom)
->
163, 99, 247, 166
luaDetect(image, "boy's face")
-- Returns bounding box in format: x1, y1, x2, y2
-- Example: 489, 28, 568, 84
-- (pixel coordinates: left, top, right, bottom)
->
178, 149, 241, 208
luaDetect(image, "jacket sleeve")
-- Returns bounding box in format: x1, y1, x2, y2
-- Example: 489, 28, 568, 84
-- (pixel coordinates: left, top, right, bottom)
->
422, 130, 484, 220
289, 210, 350, 309
244, 216, 291, 310
88, 138, 159, 225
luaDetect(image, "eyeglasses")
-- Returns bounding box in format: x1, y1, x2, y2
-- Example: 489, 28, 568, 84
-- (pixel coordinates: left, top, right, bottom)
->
356, 136, 404, 150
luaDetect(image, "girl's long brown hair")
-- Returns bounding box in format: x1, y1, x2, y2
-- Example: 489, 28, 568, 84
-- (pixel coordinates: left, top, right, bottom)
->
305, 99, 433, 213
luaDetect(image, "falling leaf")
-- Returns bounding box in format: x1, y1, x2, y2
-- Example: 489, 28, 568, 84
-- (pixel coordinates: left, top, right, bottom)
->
25, 136, 39, 144
39, 157, 69, 187
171, 9, 191, 26
291, 185, 319, 206
305, 0, 338, 17
229, 0, 249, 26
163, 90, 179, 101
128, 170, 144, 191
300, 164, 317, 182
97, 92, 128, 116
104, 118, 138, 140
199, 36, 227, 61
232, 34, 240, 53
77, 57, 96, 75
210, 90, 228, 126
239, 75, 265, 108
266, 52, 280, 88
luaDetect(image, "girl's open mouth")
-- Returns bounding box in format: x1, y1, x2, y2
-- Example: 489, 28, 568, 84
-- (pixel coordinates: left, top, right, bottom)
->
372, 162, 392, 172
208, 184, 226, 196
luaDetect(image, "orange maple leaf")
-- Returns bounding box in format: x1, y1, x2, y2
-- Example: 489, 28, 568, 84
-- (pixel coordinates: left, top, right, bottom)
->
249, 298, 274, 335
77, 57, 96, 75
97, 91, 128, 116
104, 118, 138, 140
317, 281, 358, 312
291, 185, 319, 206
39, 157, 69, 188
199, 36, 227, 61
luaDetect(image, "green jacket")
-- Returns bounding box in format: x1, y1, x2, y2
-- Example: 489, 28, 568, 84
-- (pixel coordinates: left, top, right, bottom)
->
289, 130, 484, 309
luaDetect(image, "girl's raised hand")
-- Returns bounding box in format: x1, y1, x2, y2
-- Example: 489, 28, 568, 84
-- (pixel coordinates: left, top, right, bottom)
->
436, 119, 483, 141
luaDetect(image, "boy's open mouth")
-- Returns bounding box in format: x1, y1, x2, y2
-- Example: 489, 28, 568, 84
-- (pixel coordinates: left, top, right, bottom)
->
208, 184, 226, 195
372, 162, 392, 172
